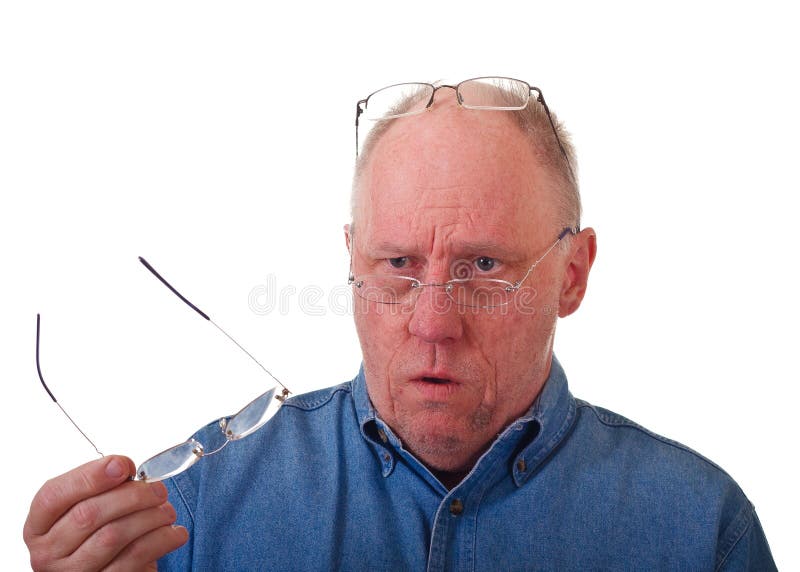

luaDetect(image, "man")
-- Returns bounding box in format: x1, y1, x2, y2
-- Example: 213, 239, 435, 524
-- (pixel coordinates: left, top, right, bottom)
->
24, 78, 775, 570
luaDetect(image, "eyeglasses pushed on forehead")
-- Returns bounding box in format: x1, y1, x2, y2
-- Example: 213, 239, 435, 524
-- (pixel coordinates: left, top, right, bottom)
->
354, 76, 573, 179
35, 257, 291, 482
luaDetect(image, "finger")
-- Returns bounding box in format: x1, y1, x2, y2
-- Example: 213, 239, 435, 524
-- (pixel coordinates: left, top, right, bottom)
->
25, 456, 135, 539
45, 480, 170, 558
104, 524, 189, 572
64, 502, 180, 571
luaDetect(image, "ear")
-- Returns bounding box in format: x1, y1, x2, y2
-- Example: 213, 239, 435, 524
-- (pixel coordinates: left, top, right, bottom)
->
558, 228, 597, 318
344, 223, 352, 254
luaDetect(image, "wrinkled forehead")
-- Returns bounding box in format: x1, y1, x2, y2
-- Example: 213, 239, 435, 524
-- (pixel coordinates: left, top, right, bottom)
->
355, 103, 560, 247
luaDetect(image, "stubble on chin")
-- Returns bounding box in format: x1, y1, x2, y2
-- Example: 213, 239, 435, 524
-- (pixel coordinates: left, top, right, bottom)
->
395, 402, 495, 471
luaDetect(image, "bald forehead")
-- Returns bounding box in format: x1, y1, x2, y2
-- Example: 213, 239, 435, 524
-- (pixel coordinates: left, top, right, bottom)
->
355, 99, 560, 239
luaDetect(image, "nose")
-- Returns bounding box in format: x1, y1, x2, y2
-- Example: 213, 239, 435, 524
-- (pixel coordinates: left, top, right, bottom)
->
407, 283, 464, 345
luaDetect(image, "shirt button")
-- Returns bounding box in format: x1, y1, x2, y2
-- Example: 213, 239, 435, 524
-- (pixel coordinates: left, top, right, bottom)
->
516, 459, 527, 473
377, 428, 388, 444
382, 452, 391, 462
449, 499, 464, 516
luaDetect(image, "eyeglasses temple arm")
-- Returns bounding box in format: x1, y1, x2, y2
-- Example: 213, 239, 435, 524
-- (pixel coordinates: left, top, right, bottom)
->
36, 315, 57, 402
137, 257, 291, 394
559, 226, 579, 240
36, 314, 104, 457
355, 100, 366, 158
531, 88, 576, 184
208, 320, 290, 394
138, 256, 210, 321
512, 227, 579, 289
347, 226, 356, 283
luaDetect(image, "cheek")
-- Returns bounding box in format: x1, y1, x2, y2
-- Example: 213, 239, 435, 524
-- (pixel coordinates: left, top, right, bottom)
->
509, 314, 557, 378
353, 299, 410, 369
471, 311, 555, 380
353, 302, 413, 421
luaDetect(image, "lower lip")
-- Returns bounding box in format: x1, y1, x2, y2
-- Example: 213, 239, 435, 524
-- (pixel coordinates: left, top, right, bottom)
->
410, 378, 460, 401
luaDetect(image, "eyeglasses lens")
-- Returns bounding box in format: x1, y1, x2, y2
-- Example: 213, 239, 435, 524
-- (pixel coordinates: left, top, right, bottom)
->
363, 83, 433, 120
457, 78, 530, 110
353, 275, 512, 308
135, 386, 284, 482
353, 276, 412, 304
224, 386, 283, 440
137, 439, 205, 482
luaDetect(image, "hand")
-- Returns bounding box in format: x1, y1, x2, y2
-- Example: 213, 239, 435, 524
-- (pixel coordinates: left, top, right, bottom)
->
24, 455, 189, 571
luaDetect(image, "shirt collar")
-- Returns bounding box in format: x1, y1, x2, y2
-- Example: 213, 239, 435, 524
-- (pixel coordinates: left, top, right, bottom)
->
352, 355, 577, 486
352, 365, 400, 477
353, 363, 377, 429
511, 354, 577, 486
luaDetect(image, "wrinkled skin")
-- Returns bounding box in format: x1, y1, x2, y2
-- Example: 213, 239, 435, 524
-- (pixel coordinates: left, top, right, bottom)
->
348, 96, 596, 486
23, 455, 188, 571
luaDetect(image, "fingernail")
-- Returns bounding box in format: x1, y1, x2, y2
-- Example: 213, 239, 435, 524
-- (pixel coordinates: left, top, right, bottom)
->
105, 458, 125, 479
172, 525, 189, 540
160, 502, 176, 520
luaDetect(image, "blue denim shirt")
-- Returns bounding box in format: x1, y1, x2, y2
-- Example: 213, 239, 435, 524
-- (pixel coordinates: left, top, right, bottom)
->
159, 357, 775, 571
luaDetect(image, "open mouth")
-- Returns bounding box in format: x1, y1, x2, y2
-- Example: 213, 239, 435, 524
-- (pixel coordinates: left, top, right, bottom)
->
421, 376, 452, 384
412, 375, 460, 400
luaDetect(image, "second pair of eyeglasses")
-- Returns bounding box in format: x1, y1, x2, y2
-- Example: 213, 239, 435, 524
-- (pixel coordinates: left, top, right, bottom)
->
36, 257, 292, 482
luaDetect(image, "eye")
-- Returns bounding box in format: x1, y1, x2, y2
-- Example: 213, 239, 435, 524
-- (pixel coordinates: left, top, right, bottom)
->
388, 257, 409, 269
475, 256, 496, 272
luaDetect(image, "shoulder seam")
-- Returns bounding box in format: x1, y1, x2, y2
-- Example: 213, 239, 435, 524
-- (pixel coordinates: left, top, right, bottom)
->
574, 400, 731, 477
283, 382, 352, 411
715, 501, 754, 571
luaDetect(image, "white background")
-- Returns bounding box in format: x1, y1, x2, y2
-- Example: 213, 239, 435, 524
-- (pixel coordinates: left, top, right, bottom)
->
1, 1, 797, 569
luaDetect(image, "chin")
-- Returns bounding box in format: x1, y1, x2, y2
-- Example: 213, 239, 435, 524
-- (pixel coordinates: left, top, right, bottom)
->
392, 405, 493, 466
400, 424, 483, 472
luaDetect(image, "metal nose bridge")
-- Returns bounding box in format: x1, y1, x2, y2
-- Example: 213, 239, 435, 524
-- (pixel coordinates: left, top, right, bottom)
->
407, 279, 458, 312
411, 280, 455, 294
425, 84, 461, 108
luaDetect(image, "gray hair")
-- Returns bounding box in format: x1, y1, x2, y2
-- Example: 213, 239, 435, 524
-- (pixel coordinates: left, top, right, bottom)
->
351, 82, 581, 231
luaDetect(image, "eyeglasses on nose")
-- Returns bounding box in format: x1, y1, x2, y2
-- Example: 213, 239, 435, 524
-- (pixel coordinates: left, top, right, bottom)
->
348, 227, 577, 309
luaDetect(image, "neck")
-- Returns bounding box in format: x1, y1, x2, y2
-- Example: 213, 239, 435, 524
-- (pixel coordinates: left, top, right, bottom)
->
433, 468, 469, 490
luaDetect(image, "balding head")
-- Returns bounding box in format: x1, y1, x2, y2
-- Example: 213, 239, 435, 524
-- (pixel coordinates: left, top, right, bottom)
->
351, 82, 580, 234
353, 95, 564, 248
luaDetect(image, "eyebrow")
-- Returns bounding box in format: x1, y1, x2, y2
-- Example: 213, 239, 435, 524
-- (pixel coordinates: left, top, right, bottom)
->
457, 239, 517, 257
366, 238, 520, 260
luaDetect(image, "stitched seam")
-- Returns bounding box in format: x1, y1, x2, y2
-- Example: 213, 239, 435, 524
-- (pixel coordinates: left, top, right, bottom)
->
170, 475, 196, 524
522, 397, 577, 482
715, 502, 753, 571
208, 384, 354, 423
575, 401, 731, 476
282, 382, 352, 411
